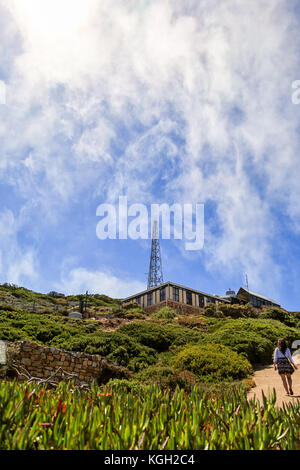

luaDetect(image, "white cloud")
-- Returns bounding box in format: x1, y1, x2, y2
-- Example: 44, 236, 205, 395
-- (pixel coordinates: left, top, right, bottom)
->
58, 267, 145, 298
0, 209, 38, 286
0, 0, 299, 295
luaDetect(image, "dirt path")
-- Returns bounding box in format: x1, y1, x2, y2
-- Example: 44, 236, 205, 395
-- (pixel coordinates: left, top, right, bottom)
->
247, 365, 300, 407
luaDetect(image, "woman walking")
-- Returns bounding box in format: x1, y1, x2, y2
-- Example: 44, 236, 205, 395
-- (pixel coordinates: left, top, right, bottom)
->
274, 338, 297, 395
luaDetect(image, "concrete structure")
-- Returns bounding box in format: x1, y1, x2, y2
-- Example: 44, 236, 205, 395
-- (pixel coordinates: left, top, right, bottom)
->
121, 281, 229, 315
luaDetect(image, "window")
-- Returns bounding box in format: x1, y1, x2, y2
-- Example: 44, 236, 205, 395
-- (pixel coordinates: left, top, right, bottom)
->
207, 297, 216, 304
186, 290, 192, 305
160, 287, 166, 302
199, 295, 204, 308
136, 296, 141, 305
173, 286, 179, 302
147, 292, 153, 306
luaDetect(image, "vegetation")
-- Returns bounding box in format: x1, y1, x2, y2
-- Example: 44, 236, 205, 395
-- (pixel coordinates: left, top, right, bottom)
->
0, 380, 299, 450
118, 321, 202, 352
172, 344, 253, 382
151, 306, 177, 320
203, 303, 258, 319
0, 283, 300, 391
260, 307, 298, 327
1, 283, 300, 451
0, 283, 120, 316
201, 318, 299, 363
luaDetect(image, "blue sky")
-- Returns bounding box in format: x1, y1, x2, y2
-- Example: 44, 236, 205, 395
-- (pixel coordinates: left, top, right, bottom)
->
1, 0, 300, 310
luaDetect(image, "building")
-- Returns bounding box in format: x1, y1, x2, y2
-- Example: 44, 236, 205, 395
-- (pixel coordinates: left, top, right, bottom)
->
121, 283, 281, 314
121, 281, 230, 315
236, 287, 280, 308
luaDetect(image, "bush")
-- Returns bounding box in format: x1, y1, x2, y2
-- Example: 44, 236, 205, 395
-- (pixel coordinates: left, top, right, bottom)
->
203, 303, 257, 319
177, 316, 206, 329
110, 306, 146, 318
118, 322, 177, 352
118, 322, 202, 352
260, 307, 297, 327
104, 378, 148, 394
203, 318, 300, 364
0, 311, 157, 372
65, 331, 158, 372
203, 329, 272, 364
172, 344, 252, 381
0, 326, 27, 342
151, 307, 177, 321
136, 365, 199, 391
203, 305, 224, 318
123, 308, 146, 319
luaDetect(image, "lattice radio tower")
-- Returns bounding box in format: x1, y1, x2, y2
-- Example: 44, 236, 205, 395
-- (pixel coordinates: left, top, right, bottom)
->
147, 220, 164, 289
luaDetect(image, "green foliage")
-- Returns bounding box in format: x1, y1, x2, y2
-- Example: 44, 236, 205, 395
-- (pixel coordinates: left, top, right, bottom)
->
104, 378, 148, 394
0, 311, 157, 372
0, 380, 299, 449
118, 322, 202, 352
151, 307, 177, 320
120, 307, 146, 319
172, 344, 252, 381
135, 365, 199, 391
202, 318, 299, 364
67, 293, 120, 308
203, 303, 257, 319
260, 307, 297, 327
177, 315, 207, 329
203, 329, 272, 363
110, 306, 146, 319
0, 283, 56, 303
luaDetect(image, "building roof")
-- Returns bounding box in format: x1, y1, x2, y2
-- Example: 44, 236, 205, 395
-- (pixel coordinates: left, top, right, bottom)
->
121, 281, 228, 302
237, 287, 280, 306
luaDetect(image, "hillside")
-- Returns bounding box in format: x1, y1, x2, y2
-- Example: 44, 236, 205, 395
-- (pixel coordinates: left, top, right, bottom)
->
1, 283, 300, 391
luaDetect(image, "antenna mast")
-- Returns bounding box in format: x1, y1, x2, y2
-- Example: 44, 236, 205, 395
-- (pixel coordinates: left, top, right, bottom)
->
147, 220, 164, 289
245, 274, 249, 291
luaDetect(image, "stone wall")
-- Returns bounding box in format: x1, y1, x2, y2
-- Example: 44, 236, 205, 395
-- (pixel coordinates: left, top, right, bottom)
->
5, 340, 130, 386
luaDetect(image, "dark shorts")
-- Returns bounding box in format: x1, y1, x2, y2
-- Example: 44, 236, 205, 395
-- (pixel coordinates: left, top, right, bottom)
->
277, 357, 294, 375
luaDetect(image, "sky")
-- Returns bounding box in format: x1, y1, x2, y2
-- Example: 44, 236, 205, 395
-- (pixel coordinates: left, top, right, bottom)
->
0, 0, 300, 310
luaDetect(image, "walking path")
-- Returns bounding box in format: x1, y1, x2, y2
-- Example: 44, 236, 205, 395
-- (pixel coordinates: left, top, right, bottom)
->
247, 365, 300, 407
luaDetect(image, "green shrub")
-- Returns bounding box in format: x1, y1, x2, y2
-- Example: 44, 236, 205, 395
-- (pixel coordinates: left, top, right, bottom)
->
151, 307, 177, 320
172, 344, 252, 381
203, 329, 272, 363
135, 365, 199, 391
110, 306, 146, 318
63, 331, 158, 372
203, 305, 224, 318
122, 301, 139, 310
0, 326, 27, 342
118, 322, 176, 352
260, 307, 297, 327
203, 303, 257, 319
104, 378, 148, 394
177, 315, 206, 329
202, 318, 300, 364
123, 308, 146, 319
118, 322, 202, 352
0, 311, 157, 372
